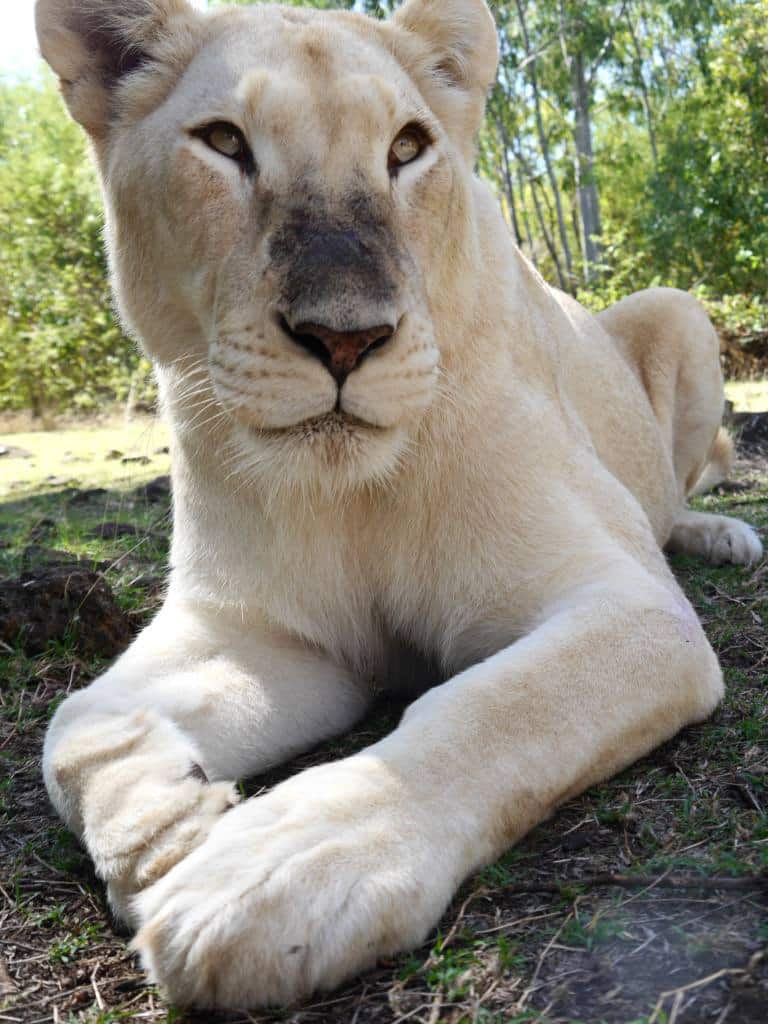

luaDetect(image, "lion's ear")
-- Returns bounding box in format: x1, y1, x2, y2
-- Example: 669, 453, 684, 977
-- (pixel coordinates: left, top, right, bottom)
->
35, 0, 199, 139
390, 0, 499, 154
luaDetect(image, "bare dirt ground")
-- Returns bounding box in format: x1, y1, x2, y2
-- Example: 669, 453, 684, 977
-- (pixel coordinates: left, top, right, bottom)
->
0, 422, 766, 1024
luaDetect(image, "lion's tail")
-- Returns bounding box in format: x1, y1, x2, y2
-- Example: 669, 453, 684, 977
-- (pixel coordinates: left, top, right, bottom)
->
689, 427, 735, 497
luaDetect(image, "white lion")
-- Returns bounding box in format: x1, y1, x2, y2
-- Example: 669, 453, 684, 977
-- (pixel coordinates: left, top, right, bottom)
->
36, 0, 762, 1009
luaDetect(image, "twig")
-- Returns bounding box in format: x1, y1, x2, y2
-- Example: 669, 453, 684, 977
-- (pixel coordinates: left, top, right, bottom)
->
91, 963, 105, 1011
475, 908, 562, 936
515, 908, 576, 1012
614, 865, 674, 909
648, 951, 765, 1024
429, 887, 488, 958
503, 871, 766, 895
426, 989, 442, 1024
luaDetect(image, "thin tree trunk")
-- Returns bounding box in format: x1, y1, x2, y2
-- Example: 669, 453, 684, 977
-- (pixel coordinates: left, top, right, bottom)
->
536, 173, 560, 252
532, 179, 567, 290
571, 50, 602, 277
569, 132, 589, 280
557, 1, 588, 280
625, 4, 659, 166
517, 153, 567, 291
570, 183, 584, 273
493, 61, 537, 263
515, 158, 537, 259
514, 0, 574, 289
494, 115, 524, 248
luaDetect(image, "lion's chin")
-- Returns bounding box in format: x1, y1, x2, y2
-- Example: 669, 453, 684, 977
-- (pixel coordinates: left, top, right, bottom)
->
232, 411, 410, 496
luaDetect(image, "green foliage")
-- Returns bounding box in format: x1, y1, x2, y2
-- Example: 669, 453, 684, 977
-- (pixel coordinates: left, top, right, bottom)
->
635, 4, 768, 295
489, 1, 768, 300
0, 76, 149, 416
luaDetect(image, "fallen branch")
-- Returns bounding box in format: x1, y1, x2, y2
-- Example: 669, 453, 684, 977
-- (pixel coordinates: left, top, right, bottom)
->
504, 871, 767, 895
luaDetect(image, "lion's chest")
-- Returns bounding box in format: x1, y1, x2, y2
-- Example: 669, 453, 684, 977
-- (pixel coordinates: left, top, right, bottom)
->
176, 456, 537, 684
239, 502, 520, 686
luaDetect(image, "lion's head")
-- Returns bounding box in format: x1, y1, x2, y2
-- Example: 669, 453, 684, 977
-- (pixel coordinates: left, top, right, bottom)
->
36, 0, 499, 493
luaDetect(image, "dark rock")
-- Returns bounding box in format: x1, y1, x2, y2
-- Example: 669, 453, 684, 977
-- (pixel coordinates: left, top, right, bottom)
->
67, 487, 109, 506
0, 566, 131, 657
733, 411, 768, 452
154, 446, 170, 456
120, 455, 151, 466
133, 475, 171, 503
105, 450, 124, 461
560, 824, 603, 852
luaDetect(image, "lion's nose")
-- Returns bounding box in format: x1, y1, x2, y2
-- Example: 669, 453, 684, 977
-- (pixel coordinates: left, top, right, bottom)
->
288, 321, 395, 385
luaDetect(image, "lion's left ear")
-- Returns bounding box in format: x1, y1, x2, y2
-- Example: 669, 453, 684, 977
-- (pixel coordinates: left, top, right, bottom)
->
389, 0, 499, 156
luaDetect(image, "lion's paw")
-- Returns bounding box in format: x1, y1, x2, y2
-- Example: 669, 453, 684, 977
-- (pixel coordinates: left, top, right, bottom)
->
105, 776, 240, 925
668, 511, 763, 566
132, 760, 452, 1009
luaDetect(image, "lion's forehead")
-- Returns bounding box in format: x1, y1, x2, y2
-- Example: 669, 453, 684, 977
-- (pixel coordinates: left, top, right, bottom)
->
229, 71, 401, 169
188, 8, 407, 125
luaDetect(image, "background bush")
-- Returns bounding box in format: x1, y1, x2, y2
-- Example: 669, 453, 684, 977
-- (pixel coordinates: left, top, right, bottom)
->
1, 0, 766, 417
0, 80, 153, 416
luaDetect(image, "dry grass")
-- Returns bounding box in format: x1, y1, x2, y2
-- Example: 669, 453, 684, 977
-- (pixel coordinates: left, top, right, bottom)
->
0, 433, 766, 1024
724, 380, 768, 413
0, 416, 169, 498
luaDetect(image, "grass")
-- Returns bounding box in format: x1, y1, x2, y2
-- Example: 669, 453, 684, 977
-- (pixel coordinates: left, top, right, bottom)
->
0, 419, 766, 1024
725, 380, 768, 412
0, 415, 170, 498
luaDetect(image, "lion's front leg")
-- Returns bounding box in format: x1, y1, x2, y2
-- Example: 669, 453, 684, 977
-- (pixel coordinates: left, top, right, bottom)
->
44, 601, 369, 924
133, 562, 723, 1009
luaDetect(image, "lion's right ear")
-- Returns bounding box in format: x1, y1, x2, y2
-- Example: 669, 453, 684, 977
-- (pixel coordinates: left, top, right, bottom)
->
35, 0, 199, 138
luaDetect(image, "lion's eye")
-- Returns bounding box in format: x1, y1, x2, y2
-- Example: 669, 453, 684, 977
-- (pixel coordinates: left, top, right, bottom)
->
207, 124, 244, 158
388, 126, 428, 172
192, 122, 254, 173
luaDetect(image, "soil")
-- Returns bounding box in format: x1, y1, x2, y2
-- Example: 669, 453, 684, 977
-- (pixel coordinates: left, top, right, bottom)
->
0, 565, 132, 658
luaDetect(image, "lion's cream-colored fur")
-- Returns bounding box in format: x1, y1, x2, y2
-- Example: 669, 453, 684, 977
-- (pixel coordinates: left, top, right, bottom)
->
36, 0, 763, 1009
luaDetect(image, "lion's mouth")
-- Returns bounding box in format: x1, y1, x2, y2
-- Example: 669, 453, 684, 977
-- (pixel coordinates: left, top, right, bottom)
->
251, 411, 381, 438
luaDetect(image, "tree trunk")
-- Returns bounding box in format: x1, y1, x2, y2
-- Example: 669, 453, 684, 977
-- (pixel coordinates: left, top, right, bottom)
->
499, 128, 524, 246
514, 0, 575, 290
494, 114, 527, 251
515, 155, 537, 259
625, 5, 659, 166
515, 147, 568, 291
571, 50, 602, 278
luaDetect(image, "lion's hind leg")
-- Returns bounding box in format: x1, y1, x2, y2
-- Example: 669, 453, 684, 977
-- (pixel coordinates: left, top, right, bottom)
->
688, 426, 734, 497
667, 507, 763, 566
668, 369, 762, 566
668, 390, 763, 566
600, 287, 764, 567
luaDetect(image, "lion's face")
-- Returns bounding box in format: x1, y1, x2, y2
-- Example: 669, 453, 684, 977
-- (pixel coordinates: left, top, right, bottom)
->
115, 10, 445, 485
37, 0, 499, 490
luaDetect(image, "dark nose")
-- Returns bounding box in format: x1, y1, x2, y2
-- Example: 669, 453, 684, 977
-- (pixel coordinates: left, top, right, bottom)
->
287, 321, 395, 384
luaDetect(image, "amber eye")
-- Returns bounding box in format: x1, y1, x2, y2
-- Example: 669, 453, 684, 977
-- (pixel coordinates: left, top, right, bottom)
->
192, 121, 254, 173
389, 126, 428, 172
